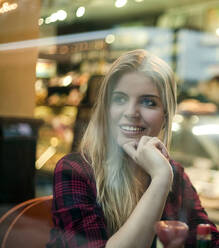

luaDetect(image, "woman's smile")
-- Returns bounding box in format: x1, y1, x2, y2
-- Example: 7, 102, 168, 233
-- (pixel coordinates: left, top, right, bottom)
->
119, 124, 146, 137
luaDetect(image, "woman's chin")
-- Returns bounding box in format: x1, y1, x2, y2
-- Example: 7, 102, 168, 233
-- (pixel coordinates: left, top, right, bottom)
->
117, 136, 140, 147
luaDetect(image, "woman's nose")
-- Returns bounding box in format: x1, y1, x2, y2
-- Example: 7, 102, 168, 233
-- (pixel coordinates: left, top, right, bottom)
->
124, 101, 140, 119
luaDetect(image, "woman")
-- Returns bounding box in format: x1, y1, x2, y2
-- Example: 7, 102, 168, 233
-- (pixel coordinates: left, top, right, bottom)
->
47, 49, 219, 248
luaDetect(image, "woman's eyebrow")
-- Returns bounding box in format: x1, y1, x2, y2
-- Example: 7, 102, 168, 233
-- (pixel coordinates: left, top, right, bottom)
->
112, 91, 126, 95
112, 92, 160, 99
141, 94, 160, 98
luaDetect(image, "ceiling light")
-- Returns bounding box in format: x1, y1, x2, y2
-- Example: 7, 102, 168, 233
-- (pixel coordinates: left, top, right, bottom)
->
134, 0, 144, 2
38, 18, 44, 26
105, 34, 115, 44
50, 13, 58, 22
57, 10, 67, 21
76, 6, 85, 17
44, 10, 67, 25
0, 2, 18, 14
216, 28, 219, 37
115, 0, 127, 8
45, 17, 51, 24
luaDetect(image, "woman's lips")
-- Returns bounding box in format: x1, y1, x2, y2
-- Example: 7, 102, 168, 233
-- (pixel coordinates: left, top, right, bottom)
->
119, 125, 146, 137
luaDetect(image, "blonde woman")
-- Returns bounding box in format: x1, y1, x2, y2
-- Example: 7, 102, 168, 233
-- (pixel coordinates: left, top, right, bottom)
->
47, 50, 219, 248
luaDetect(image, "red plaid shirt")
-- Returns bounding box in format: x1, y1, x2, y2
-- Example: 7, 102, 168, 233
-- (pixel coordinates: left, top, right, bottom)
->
47, 153, 219, 248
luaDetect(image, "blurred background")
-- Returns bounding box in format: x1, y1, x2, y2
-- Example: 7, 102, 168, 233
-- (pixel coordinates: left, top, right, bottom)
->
0, 0, 219, 227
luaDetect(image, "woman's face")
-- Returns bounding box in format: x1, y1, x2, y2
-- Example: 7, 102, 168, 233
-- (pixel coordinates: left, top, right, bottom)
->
109, 72, 165, 147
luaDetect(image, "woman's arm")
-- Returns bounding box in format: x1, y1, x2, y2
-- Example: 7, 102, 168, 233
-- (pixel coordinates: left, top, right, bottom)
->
51, 136, 173, 248
106, 175, 172, 248
106, 136, 173, 248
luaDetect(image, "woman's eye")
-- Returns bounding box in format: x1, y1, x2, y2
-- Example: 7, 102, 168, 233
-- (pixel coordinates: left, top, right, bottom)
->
111, 94, 126, 105
141, 98, 156, 107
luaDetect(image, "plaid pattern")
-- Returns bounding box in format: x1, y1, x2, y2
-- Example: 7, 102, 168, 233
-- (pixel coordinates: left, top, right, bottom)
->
47, 153, 219, 248
165, 160, 219, 247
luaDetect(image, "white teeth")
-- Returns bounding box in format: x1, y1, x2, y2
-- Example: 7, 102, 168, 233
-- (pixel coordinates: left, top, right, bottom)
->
121, 125, 145, 132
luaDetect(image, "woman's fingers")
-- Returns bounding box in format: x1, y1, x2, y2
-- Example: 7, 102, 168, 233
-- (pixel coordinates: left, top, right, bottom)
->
122, 136, 170, 177
137, 135, 151, 148
122, 136, 169, 161
147, 137, 169, 160
122, 136, 153, 161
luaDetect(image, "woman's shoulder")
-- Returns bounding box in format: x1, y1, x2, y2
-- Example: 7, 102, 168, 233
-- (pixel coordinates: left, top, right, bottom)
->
169, 159, 193, 188
54, 152, 93, 180
169, 159, 186, 184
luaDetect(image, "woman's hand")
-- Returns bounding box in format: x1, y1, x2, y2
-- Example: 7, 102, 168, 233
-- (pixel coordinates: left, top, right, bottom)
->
122, 136, 173, 182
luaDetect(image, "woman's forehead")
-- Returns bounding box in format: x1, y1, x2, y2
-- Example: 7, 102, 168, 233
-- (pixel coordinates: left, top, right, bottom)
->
112, 72, 160, 96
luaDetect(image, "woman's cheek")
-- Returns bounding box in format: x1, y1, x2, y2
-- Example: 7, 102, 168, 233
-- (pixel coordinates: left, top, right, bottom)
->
147, 111, 165, 136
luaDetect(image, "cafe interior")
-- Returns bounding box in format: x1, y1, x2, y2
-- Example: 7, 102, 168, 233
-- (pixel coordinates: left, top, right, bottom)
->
0, 0, 219, 246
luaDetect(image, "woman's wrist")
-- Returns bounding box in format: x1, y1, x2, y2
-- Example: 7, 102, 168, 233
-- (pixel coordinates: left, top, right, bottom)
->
151, 170, 173, 191
150, 163, 173, 179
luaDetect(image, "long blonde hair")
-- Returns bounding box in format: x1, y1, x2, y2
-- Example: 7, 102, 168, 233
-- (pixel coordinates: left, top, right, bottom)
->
80, 49, 177, 235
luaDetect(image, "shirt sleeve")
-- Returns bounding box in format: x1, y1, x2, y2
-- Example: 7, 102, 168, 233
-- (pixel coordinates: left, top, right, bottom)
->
50, 155, 108, 248
174, 162, 219, 247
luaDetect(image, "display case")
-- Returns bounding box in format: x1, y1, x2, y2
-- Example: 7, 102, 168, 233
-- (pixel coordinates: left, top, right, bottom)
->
34, 49, 109, 175
171, 112, 219, 225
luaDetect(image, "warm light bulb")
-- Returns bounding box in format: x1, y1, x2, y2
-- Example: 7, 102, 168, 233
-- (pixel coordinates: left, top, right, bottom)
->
50, 137, 59, 147
38, 18, 44, 26
0, 2, 18, 14
63, 75, 72, 86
